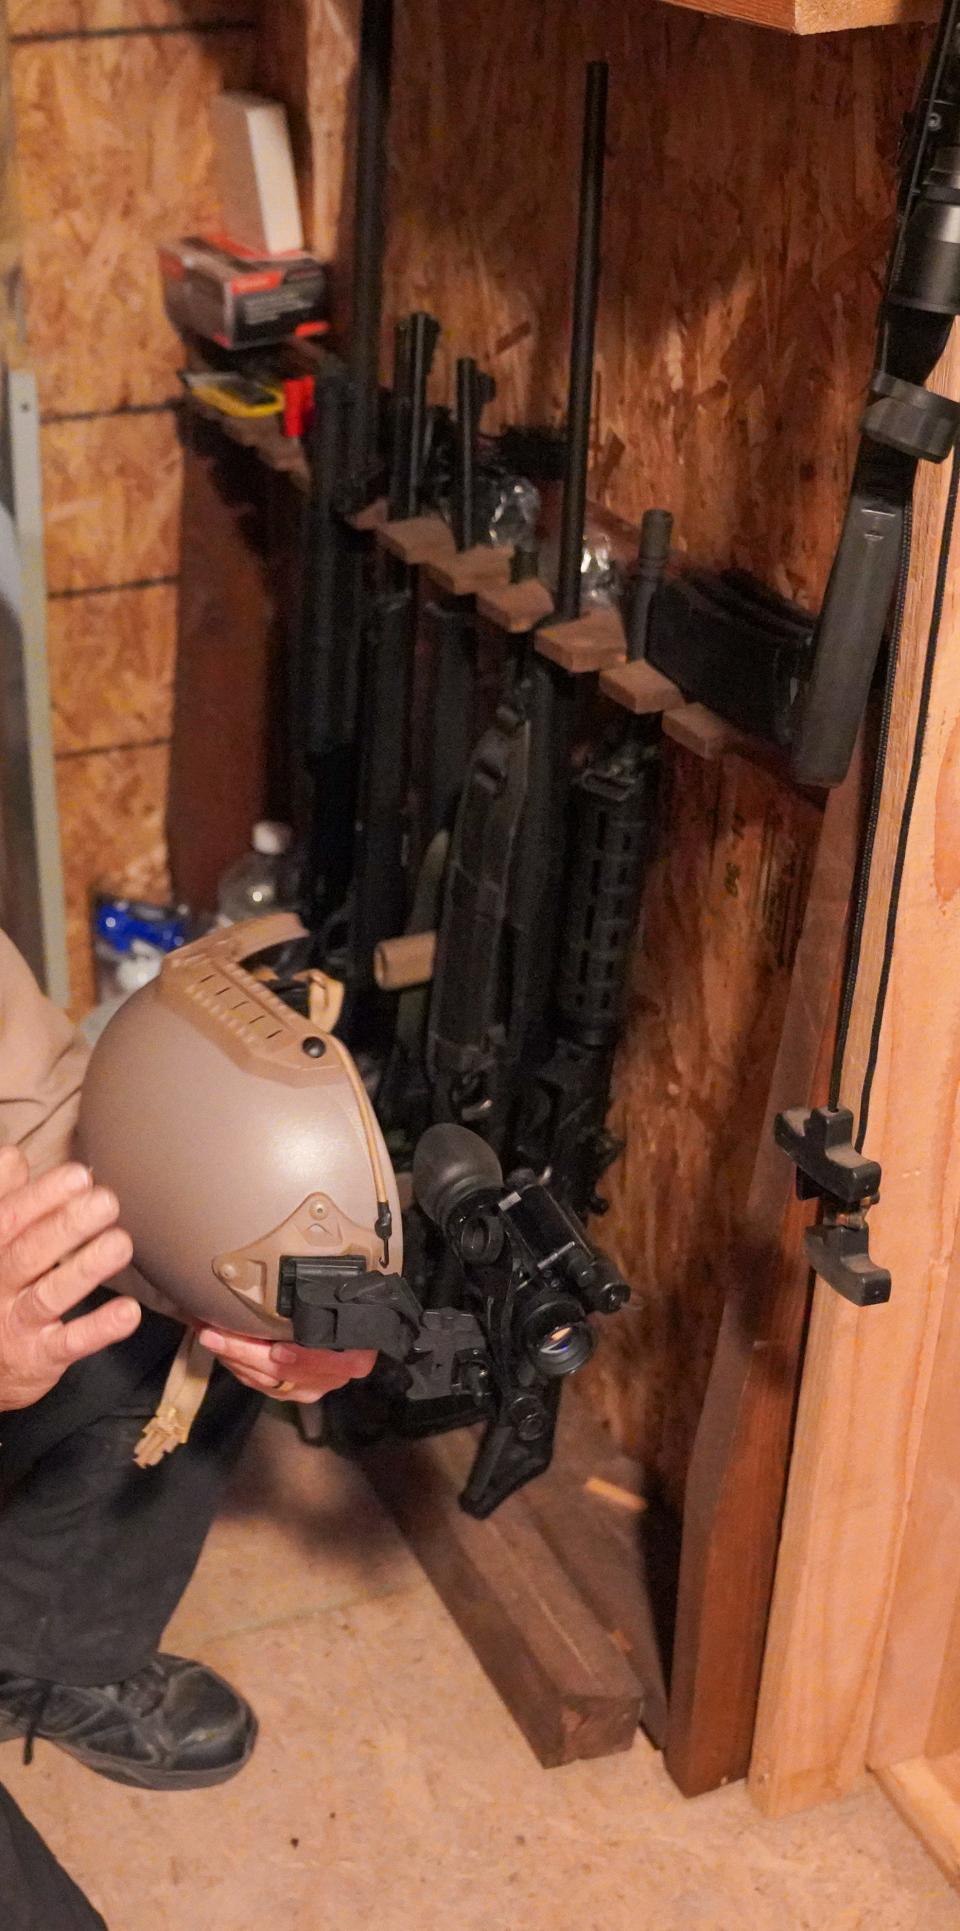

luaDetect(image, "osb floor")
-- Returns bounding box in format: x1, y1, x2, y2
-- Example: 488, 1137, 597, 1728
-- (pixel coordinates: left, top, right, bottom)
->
1, 1413, 956, 1931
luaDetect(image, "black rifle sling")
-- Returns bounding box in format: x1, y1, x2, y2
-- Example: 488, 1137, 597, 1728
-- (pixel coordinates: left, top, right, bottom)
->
426, 693, 531, 1122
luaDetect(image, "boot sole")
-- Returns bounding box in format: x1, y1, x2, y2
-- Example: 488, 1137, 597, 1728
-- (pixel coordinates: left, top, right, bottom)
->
0, 1716, 257, 1791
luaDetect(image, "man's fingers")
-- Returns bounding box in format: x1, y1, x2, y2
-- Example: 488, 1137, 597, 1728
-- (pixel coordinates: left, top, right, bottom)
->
227, 1364, 340, 1403
271, 1342, 376, 1379
1, 1186, 121, 1305
197, 1328, 280, 1374
19, 1225, 134, 1330
0, 1160, 92, 1258
48, 1294, 142, 1367
199, 1329, 374, 1384
0, 1146, 29, 1204
225, 1363, 293, 1394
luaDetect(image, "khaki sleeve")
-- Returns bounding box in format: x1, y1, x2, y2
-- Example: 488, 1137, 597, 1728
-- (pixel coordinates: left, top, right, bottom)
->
0, 932, 182, 1323
0, 928, 88, 1174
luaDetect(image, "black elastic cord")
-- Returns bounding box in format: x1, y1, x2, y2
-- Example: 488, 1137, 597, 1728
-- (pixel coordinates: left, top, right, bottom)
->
829, 502, 914, 1111
856, 442, 960, 1149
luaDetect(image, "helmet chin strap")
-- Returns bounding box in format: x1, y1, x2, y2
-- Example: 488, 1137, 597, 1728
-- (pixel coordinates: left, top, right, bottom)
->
134, 1331, 219, 1468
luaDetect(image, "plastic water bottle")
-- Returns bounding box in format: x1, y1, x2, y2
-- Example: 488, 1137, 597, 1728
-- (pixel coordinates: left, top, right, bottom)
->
217, 821, 294, 925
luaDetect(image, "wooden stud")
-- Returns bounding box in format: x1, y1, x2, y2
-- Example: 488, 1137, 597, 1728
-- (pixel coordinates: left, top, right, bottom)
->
749, 327, 960, 1820
869, 1229, 960, 1768
536, 604, 626, 675
378, 515, 454, 566
601, 658, 685, 716
477, 577, 554, 635
423, 543, 514, 596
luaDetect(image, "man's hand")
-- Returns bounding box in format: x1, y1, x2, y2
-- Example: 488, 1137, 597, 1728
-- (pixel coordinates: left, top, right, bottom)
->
0, 1145, 139, 1412
197, 1326, 376, 1405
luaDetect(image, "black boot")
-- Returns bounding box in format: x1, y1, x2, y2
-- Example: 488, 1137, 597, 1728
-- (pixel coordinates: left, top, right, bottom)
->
0, 1654, 257, 1791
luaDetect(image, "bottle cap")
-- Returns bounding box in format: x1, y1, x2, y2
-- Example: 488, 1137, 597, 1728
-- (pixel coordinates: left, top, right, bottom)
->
251, 821, 292, 857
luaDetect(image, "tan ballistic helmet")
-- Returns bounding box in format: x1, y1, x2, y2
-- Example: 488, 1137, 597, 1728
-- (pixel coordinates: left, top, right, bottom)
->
78, 914, 403, 1341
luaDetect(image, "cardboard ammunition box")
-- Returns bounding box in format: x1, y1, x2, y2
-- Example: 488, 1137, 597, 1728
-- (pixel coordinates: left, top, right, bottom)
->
159, 236, 329, 350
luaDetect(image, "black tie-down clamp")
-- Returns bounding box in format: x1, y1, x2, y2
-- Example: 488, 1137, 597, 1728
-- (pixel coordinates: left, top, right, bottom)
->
773, 1105, 891, 1307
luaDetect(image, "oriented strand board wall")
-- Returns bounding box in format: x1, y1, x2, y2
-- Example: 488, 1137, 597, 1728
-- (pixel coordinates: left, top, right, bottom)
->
284, 0, 928, 1501
8, 0, 259, 1011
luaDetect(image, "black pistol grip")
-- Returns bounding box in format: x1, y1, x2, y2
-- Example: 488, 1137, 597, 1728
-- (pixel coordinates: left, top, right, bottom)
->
791, 491, 905, 788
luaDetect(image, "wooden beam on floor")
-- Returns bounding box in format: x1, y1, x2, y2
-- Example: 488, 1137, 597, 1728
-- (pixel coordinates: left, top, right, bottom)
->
360, 1395, 669, 1766
520, 1392, 676, 1748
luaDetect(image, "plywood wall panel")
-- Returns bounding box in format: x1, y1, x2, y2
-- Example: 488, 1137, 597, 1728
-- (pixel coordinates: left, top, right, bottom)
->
55, 741, 172, 1011
383, 4, 926, 608
12, 28, 255, 414
48, 582, 177, 754
333, 0, 923, 1493
41, 410, 181, 592
582, 749, 819, 1501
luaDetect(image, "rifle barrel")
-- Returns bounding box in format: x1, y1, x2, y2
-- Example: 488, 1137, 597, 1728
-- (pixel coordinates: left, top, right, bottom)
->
405, 313, 439, 521
348, 0, 394, 493
453, 358, 479, 552
556, 59, 609, 624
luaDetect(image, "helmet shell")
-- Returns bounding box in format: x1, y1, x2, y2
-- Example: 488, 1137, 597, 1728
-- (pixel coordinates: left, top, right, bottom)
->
78, 919, 402, 1338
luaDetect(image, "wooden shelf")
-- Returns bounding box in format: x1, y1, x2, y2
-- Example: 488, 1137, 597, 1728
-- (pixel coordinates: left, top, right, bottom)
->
182, 390, 310, 491
660, 0, 936, 32
423, 542, 513, 596
379, 514, 453, 566
537, 604, 627, 675
477, 578, 555, 635
601, 658, 685, 716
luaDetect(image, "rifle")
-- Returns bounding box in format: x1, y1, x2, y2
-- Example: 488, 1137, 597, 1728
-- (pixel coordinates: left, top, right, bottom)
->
421, 357, 500, 843
325, 311, 441, 1030
295, 0, 395, 935
422, 62, 646, 1219
776, 0, 960, 1305
790, 0, 960, 786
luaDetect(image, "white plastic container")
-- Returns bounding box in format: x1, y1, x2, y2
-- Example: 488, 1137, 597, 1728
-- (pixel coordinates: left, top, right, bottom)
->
217, 821, 294, 925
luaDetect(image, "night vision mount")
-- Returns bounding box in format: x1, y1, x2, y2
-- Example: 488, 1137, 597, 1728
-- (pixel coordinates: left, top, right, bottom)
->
280, 1122, 630, 1518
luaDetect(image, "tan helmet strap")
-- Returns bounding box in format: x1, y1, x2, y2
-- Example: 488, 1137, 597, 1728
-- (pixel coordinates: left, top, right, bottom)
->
134, 1329, 216, 1468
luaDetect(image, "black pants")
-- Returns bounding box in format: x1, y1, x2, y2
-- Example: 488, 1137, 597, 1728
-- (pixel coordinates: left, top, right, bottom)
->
0, 1303, 262, 1922
0, 1782, 108, 1930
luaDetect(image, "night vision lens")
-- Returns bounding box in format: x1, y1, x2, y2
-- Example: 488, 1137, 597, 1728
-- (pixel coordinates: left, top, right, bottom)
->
529, 1317, 595, 1379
